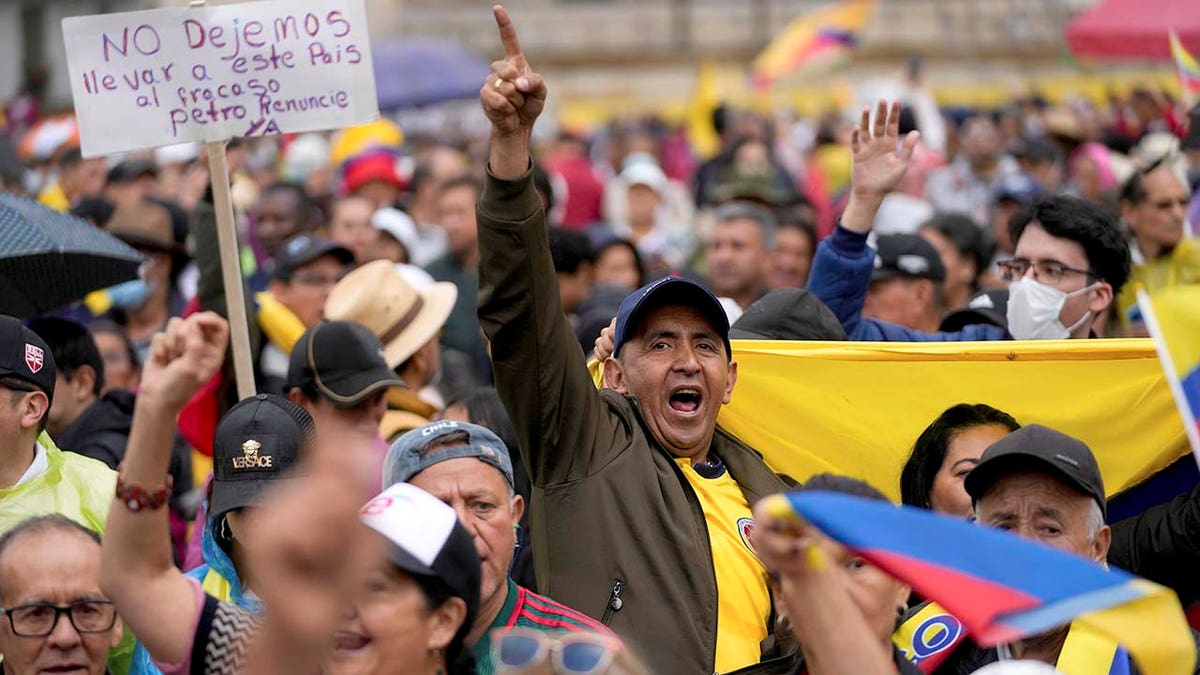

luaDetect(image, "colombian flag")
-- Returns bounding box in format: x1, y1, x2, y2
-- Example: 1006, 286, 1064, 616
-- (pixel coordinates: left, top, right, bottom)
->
763, 491, 1196, 675
1139, 286, 1200, 462
1170, 29, 1200, 106
751, 0, 875, 90
589, 339, 1191, 507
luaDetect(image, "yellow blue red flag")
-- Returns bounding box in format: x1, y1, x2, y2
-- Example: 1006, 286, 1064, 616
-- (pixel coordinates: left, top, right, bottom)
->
764, 491, 1196, 675
1169, 29, 1200, 106
751, 0, 875, 90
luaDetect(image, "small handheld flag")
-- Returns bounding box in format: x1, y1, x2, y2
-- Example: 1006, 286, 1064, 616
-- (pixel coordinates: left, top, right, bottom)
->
765, 491, 1196, 675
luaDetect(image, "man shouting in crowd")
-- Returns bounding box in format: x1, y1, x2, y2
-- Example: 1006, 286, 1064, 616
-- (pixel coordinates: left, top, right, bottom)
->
476, 7, 792, 674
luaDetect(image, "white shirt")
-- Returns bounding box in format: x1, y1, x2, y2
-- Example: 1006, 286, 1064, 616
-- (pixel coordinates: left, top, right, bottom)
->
15, 440, 49, 487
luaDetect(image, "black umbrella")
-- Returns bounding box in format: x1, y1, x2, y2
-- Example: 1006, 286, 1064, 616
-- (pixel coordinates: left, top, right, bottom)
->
0, 192, 143, 317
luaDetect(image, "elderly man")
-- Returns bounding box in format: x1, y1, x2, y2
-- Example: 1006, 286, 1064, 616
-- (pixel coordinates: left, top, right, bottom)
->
383, 420, 612, 674
1116, 159, 1200, 334
476, 9, 790, 673
918, 425, 1194, 670
0, 515, 124, 675
0, 316, 115, 536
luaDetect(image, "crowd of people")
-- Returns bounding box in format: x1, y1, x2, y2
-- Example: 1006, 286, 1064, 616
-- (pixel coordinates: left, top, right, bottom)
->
2, 4, 1200, 674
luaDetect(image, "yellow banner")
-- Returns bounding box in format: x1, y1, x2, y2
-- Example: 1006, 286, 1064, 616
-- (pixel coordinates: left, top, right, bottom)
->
722, 338, 1187, 500
594, 338, 1188, 500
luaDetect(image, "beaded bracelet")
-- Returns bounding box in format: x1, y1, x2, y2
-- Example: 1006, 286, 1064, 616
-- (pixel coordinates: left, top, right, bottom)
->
115, 473, 174, 512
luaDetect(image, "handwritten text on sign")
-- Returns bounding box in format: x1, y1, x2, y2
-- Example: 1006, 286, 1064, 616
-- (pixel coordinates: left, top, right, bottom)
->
63, 0, 378, 157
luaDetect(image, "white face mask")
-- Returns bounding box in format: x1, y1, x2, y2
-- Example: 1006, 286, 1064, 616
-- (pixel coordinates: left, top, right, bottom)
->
1006, 277, 1098, 340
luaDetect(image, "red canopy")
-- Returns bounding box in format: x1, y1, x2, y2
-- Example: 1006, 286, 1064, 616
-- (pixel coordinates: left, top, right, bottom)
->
1065, 0, 1200, 61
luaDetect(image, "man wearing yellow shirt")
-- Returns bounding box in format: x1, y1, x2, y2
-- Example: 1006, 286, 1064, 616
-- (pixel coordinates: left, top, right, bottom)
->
475, 9, 791, 674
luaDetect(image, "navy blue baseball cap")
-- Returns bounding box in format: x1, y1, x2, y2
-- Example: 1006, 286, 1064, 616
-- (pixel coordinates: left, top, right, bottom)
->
612, 276, 731, 359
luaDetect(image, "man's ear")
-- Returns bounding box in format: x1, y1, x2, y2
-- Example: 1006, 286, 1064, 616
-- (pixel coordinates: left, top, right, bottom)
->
1088, 281, 1114, 315
722, 360, 738, 405
1092, 524, 1112, 564
20, 391, 49, 431
73, 365, 98, 399
267, 279, 289, 303
602, 357, 628, 394
110, 615, 124, 650
510, 493, 525, 527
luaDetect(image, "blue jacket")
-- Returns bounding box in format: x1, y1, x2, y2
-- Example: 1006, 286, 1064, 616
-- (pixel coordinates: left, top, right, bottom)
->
808, 226, 1009, 342
128, 517, 263, 675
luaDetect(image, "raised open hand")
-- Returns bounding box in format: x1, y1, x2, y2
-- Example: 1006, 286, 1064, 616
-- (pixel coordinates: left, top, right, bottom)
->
480, 5, 547, 138
849, 99, 919, 200
139, 312, 229, 412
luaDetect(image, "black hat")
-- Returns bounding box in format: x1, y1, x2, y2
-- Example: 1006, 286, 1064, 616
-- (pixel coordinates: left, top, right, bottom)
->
872, 234, 946, 283
106, 158, 158, 184
613, 276, 731, 358
939, 288, 1009, 333
0, 315, 55, 404
964, 424, 1106, 517
287, 321, 405, 408
272, 234, 353, 281
730, 288, 846, 340
211, 393, 314, 519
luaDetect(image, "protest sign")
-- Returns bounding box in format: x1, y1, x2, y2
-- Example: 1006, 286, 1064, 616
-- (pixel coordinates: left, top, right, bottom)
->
63, 0, 378, 157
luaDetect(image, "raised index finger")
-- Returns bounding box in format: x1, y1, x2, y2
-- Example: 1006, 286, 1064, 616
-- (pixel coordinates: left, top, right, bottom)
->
493, 5, 522, 59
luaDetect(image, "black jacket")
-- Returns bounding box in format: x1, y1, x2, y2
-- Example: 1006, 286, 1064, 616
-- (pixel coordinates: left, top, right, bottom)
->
56, 390, 193, 514
1110, 484, 1200, 607
56, 390, 138, 469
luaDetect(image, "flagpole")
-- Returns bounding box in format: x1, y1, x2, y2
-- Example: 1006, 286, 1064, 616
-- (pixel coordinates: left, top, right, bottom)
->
191, 0, 256, 400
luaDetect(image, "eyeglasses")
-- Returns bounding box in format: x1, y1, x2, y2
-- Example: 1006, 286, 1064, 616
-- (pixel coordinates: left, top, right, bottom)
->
1, 600, 117, 637
493, 628, 620, 674
996, 258, 1096, 284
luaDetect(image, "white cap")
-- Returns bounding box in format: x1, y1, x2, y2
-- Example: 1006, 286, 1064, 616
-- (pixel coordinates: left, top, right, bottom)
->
372, 207, 419, 255
621, 162, 668, 194
358, 483, 481, 618
155, 143, 201, 167
282, 134, 331, 182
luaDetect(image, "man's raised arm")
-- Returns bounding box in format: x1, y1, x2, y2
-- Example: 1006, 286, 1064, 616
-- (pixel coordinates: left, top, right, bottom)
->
476, 6, 624, 487
807, 101, 919, 338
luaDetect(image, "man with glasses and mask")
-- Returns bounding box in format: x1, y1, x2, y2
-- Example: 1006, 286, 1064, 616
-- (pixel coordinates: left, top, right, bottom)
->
807, 100, 1130, 343
0, 315, 116, 538
0, 515, 124, 675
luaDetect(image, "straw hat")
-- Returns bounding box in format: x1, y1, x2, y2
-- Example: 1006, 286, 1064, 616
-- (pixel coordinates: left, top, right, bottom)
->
325, 260, 457, 369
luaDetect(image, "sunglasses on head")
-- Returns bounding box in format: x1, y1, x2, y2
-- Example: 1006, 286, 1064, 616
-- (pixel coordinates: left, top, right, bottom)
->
493, 627, 620, 674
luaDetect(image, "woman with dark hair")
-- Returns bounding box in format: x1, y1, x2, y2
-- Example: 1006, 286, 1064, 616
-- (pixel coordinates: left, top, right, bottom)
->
592, 238, 647, 291
899, 404, 1020, 517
